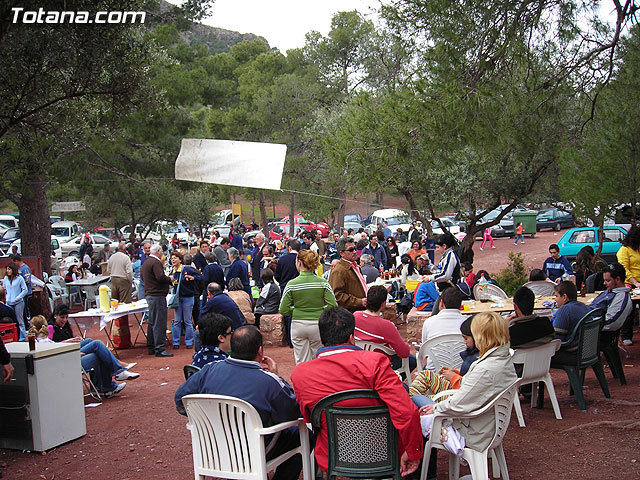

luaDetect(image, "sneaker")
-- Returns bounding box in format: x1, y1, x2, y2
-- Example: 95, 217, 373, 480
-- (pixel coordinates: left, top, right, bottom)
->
124, 362, 137, 370
514, 242, 517, 245
622, 339, 633, 346
115, 370, 140, 381
480, 247, 484, 251
491, 246, 496, 248
103, 382, 126, 398
521, 241, 525, 244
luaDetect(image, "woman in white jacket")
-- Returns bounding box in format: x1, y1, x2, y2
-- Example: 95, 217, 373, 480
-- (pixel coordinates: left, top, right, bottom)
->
420, 312, 518, 451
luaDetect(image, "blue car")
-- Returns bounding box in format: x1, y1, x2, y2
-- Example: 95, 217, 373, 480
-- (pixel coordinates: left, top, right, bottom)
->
536, 208, 575, 232
558, 226, 627, 261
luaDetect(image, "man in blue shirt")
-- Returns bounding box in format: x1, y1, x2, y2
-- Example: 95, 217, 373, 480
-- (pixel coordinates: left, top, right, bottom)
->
175, 326, 304, 480
201, 283, 246, 329
362, 234, 387, 271
550, 281, 589, 367
542, 243, 574, 282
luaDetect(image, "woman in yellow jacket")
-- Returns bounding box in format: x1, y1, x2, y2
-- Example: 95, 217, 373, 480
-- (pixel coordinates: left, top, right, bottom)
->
616, 225, 640, 345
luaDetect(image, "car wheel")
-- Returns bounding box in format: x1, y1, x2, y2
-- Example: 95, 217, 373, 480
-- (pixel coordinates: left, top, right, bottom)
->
554, 223, 561, 232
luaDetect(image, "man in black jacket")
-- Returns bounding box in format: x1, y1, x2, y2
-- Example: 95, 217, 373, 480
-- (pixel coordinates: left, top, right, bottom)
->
274, 239, 300, 346
507, 286, 554, 348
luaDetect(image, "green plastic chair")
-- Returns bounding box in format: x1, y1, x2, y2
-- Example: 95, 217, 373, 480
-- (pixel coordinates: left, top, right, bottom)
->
555, 308, 610, 412
310, 389, 401, 480
600, 328, 627, 385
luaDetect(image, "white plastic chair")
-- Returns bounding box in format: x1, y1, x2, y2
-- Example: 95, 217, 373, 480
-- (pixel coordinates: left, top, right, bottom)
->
355, 340, 411, 382
511, 340, 562, 427
182, 394, 312, 480
47, 278, 69, 305
417, 333, 466, 372
473, 283, 508, 302
84, 286, 99, 310
132, 278, 140, 301
420, 379, 521, 480
522, 281, 555, 297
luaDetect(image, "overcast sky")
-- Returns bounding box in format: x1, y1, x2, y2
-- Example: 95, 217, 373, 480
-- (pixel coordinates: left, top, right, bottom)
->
178, 0, 384, 52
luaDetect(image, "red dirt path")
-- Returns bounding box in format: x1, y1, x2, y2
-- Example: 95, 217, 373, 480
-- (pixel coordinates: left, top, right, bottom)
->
2, 231, 640, 479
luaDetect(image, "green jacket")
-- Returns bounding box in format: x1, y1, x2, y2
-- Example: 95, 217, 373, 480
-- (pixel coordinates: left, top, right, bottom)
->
279, 271, 338, 322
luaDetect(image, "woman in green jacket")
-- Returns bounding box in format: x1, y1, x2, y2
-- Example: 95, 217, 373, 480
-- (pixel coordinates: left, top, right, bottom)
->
280, 249, 338, 364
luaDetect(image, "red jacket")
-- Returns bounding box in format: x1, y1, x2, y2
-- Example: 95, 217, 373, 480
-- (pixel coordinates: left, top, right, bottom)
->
291, 344, 423, 472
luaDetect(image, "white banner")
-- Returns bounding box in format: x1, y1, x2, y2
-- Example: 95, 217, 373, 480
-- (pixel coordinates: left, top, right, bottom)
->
174, 139, 287, 190
51, 201, 85, 212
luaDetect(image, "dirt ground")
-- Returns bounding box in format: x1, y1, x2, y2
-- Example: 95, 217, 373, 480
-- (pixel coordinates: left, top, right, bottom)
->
2, 231, 640, 479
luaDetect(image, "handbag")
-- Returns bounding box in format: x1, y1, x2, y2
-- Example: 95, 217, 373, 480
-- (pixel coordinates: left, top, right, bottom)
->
168, 269, 183, 309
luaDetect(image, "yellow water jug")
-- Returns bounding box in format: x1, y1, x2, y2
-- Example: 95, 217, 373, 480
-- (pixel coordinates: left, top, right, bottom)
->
99, 285, 110, 312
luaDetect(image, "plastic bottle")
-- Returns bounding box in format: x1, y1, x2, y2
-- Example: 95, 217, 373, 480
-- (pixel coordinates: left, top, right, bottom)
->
479, 274, 487, 284
580, 282, 586, 297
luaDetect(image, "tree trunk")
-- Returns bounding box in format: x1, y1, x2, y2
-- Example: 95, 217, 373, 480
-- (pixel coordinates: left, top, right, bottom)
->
289, 192, 295, 237
337, 190, 346, 232
18, 175, 52, 276
250, 198, 255, 224
259, 191, 268, 233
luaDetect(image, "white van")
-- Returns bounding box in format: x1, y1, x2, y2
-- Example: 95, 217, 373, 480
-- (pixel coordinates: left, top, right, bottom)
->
0, 215, 18, 230
366, 209, 413, 235
51, 221, 81, 243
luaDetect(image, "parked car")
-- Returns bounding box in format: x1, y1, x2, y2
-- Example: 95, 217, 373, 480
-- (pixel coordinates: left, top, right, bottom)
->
93, 226, 124, 241
344, 214, 362, 224
60, 233, 117, 258
51, 220, 81, 243
441, 214, 466, 233
365, 209, 413, 235
536, 208, 575, 232
343, 221, 364, 234
10, 238, 63, 267
558, 226, 627, 262
0, 214, 18, 230
0, 228, 20, 254
279, 215, 331, 235
268, 222, 313, 241
431, 219, 466, 242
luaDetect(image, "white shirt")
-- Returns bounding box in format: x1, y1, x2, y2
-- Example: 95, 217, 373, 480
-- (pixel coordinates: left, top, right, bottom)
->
421, 308, 466, 371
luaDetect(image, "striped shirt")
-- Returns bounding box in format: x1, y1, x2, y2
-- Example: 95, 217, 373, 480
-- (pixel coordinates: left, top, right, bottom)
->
279, 271, 338, 322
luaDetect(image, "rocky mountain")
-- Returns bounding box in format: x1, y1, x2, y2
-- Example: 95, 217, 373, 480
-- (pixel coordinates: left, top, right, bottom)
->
155, 0, 270, 53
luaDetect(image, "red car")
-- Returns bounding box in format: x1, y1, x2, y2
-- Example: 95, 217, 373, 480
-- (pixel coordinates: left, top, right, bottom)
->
280, 215, 330, 237
269, 222, 312, 241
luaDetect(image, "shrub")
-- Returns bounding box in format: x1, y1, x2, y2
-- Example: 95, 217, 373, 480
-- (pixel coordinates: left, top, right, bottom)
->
493, 252, 529, 296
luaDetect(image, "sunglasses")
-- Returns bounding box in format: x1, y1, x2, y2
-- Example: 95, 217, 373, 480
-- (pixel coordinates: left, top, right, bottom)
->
344, 247, 356, 252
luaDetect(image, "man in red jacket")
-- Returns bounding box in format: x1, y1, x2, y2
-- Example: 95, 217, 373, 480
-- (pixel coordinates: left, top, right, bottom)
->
291, 306, 423, 477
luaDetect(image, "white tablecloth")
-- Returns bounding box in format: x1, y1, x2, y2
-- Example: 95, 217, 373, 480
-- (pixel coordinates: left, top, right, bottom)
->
69, 300, 149, 332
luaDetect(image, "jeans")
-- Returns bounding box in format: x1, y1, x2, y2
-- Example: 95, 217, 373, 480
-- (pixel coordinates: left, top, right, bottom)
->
411, 394, 435, 409
80, 338, 124, 392
172, 296, 195, 346
12, 300, 26, 341
514, 234, 525, 244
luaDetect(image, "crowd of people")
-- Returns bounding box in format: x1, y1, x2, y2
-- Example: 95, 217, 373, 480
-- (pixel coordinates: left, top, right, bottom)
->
3, 219, 640, 478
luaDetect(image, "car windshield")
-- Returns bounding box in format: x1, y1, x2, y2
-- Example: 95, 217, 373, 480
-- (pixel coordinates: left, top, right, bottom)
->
51, 227, 70, 236
1, 229, 18, 240
538, 210, 554, 219
386, 216, 410, 226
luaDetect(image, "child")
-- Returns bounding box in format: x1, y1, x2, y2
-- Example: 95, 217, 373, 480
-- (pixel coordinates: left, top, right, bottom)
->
28, 315, 52, 343
254, 268, 281, 329
480, 227, 495, 250
410, 316, 479, 407
462, 261, 476, 286
514, 222, 525, 245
